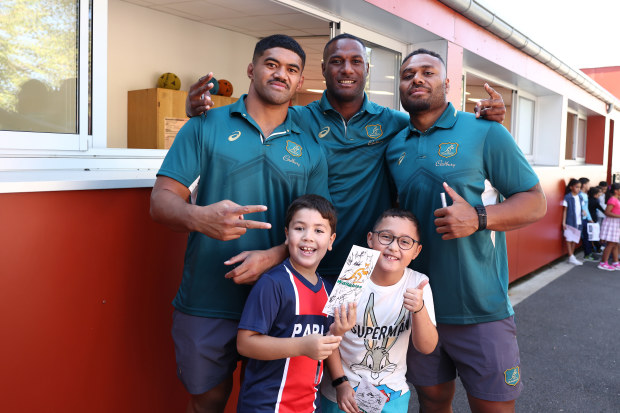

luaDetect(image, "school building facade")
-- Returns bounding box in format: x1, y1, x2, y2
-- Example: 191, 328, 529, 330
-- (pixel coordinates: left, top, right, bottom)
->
1, 0, 619, 411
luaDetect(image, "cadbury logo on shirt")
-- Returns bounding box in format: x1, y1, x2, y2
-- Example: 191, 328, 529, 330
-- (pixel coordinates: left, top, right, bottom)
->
292, 323, 325, 337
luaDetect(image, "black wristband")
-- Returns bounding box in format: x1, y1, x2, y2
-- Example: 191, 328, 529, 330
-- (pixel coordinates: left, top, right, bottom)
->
331, 375, 348, 387
412, 300, 425, 314
475, 204, 487, 231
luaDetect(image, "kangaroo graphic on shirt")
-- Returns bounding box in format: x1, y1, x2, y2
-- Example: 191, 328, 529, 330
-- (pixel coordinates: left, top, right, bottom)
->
350, 292, 409, 384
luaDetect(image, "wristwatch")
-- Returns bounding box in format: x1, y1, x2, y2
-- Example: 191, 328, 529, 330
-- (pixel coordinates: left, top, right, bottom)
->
331, 375, 349, 387
474, 205, 487, 231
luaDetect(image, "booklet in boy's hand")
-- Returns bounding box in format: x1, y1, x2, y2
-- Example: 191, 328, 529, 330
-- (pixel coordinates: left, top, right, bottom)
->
323, 245, 380, 316
355, 378, 388, 413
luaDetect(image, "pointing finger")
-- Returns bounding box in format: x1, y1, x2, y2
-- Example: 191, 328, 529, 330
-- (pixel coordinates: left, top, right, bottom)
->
197, 72, 214, 88
483, 82, 501, 100
231, 204, 268, 216
235, 219, 271, 230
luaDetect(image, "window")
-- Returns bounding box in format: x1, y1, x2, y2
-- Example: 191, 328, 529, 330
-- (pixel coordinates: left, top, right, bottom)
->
565, 112, 587, 161
515, 96, 535, 156
364, 42, 400, 109
0, 0, 98, 151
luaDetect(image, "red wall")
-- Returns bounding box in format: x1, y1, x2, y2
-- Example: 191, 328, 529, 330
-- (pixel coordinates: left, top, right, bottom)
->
0, 176, 567, 411
0, 188, 243, 413
586, 116, 607, 165
581, 67, 620, 100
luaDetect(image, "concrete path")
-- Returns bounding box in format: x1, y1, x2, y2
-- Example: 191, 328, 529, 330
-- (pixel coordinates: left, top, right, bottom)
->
408, 253, 620, 412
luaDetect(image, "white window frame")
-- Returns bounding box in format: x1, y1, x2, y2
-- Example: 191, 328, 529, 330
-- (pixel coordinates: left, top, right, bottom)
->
512, 90, 537, 161
0, 0, 167, 194
0, 0, 106, 151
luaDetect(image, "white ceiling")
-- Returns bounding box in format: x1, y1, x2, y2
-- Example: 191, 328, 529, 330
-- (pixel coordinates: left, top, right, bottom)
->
122, 0, 331, 92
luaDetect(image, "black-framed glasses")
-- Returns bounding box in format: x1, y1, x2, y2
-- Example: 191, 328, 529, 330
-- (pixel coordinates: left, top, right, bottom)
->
372, 230, 419, 250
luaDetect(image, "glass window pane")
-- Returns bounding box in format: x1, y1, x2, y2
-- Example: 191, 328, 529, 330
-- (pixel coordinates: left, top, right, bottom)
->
0, 0, 78, 133
516, 96, 534, 155
577, 118, 586, 158
364, 43, 399, 109
565, 114, 576, 160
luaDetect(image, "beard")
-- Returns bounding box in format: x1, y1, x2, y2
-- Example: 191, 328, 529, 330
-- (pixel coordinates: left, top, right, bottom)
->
401, 98, 431, 113
401, 83, 446, 115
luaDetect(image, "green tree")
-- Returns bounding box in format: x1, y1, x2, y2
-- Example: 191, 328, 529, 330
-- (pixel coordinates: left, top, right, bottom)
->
0, 0, 77, 128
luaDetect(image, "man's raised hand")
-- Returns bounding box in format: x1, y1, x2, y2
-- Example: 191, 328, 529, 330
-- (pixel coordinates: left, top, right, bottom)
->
475, 83, 506, 123
185, 73, 216, 117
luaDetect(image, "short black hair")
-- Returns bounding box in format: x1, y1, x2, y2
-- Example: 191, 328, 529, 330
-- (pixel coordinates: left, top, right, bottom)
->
372, 208, 420, 235
285, 194, 337, 234
401, 48, 446, 69
253, 34, 306, 69
588, 187, 601, 198
578, 177, 590, 185
323, 33, 366, 61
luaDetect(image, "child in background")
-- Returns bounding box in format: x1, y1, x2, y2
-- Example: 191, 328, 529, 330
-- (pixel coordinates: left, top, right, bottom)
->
321, 209, 437, 413
597, 181, 609, 223
579, 178, 595, 260
562, 178, 583, 265
597, 183, 620, 271
597, 181, 609, 253
587, 186, 605, 257
236, 194, 356, 412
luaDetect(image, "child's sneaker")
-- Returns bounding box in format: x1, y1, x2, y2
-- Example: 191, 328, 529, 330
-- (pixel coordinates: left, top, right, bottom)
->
568, 255, 583, 265
598, 262, 615, 271
612, 262, 620, 270
583, 254, 596, 261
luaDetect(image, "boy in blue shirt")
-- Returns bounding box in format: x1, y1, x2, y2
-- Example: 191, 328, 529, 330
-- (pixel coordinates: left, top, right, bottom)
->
237, 194, 356, 413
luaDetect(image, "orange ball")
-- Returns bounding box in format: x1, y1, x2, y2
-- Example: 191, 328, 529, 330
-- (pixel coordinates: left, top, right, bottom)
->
217, 79, 233, 97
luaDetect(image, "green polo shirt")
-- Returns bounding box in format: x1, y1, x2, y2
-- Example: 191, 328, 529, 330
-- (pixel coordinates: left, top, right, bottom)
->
158, 96, 330, 319
290, 92, 409, 280
386, 103, 539, 324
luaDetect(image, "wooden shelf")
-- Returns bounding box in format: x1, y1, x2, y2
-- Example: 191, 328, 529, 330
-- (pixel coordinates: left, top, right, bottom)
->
127, 88, 237, 149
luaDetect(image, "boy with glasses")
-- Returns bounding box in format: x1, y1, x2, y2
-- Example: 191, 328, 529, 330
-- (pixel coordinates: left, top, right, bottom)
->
321, 209, 437, 413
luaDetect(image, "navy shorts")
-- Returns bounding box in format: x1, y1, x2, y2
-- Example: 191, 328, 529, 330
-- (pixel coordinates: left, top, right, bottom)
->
407, 316, 523, 402
171, 310, 242, 395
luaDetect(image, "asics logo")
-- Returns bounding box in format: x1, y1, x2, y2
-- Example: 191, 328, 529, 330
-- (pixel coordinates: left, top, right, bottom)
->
228, 131, 241, 141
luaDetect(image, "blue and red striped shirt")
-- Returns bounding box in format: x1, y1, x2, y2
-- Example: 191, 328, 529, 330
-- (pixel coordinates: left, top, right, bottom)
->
238, 259, 331, 412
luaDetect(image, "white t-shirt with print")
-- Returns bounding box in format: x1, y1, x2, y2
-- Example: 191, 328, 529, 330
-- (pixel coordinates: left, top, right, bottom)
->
321, 268, 436, 404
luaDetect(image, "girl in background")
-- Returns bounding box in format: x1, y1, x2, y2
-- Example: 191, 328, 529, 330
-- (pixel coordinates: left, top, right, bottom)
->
562, 179, 583, 265
586, 186, 605, 259
598, 183, 620, 271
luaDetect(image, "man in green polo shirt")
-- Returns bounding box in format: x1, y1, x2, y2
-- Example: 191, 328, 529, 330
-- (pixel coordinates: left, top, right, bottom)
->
151, 35, 331, 413
387, 48, 546, 413
186, 34, 507, 284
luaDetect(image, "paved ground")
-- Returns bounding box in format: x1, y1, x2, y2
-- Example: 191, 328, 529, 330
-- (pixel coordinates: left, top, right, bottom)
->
408, 253, 620, 412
